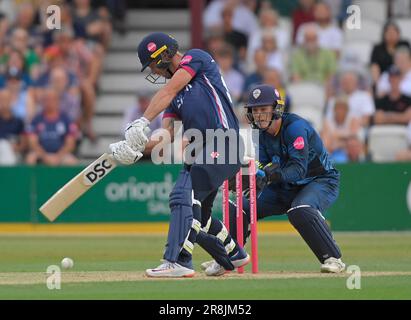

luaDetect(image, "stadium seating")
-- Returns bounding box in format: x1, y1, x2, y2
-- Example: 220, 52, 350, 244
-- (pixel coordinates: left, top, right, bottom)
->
287, 82, 325, 112
341, 41, 373, 68
396, 18, 411, 43
368, 125, 409, 162
353, 0, 388, 23
344, 19, 383, 43
290, 105, 323, 132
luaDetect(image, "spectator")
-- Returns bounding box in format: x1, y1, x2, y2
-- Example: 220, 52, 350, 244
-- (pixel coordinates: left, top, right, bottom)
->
72, 0, 112, 50
373, 66, 411, 126
38, 28, 98, 140
26, 88, 78, 166
292, 0, 315, 43
242, 48, 267, 101
10, 2, 43, 49
370, 21, 410, 84
214, 45, 245, 104
9, 28, 41, 80
262, 67, 291, 112
290, 24, 337, 84
377, 47, 411, 97
0, 88, 26, 165
261, 30, 284, 74
221, 4, 248, 67
203, 0, 259, 39
326, 71, 375, 127
321, 96, 362, 162
123, 92, 162, 133
49, 66, 82, 126
3, 62, 36, 124
322, 0, 352, 26
0, 49, 32, 88
204, 29, 225, 58
395, 122, 411, 161
345, 135, 365, 162
247, 8, 290, 69
296, 2, 343, 54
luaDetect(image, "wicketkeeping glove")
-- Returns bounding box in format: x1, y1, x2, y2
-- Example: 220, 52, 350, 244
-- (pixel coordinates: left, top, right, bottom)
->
263, 162, 282, 184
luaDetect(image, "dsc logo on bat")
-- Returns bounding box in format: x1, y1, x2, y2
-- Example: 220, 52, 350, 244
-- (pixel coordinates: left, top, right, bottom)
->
83, 159, 114, 186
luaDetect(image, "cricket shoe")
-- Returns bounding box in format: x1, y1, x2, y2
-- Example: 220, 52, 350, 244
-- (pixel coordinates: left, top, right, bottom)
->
205, 249, 250, 276
320, 257, 346, 273
146, 260, 195, 278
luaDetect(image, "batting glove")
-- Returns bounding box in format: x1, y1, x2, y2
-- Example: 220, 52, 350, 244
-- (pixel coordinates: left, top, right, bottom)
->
124, 117, 151, 151
109, 140, 143, 165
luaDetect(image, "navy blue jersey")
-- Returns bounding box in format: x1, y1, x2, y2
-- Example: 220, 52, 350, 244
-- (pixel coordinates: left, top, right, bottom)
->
27, 112, 78, 153
163, 49, 239, 134
257, 113, 337, 186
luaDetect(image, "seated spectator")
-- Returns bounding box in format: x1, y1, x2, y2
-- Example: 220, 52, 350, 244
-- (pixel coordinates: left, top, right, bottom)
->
221, 4, 248, 69
214, 44, 245, 104
326, 71, 375, 127
262, 68, 291, 112
241, 49, 267, 101
395, 122, 411, 161
291, 24, 337, 84
203, 0, 259, 39
38, 28, 97, 140
9, 2, 43, 46
373, 66, 411, 125
292, 0, 315, 43
261, 30, 284, 74
0, 88, 26, 165
296, 2, 343, 54
321, 96, 362, 162
4, 64, 36, 123
370, 21, 410, 84
247, 8, 290, 69
49, 67, 82, 126
322, 0, 352, 26
26, 88, 78, 166
346, 135, 365, 163
0, 48, 32, 87
377, 47, 411, 97
72, 0, 112, 50
9, 28, 41, 80
204, 29, 225, 58
123, 92, 162, 133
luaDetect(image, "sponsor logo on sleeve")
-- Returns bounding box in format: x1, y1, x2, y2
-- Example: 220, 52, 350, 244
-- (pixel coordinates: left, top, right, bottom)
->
180, 55, 193, 65
293, 136, 305, 150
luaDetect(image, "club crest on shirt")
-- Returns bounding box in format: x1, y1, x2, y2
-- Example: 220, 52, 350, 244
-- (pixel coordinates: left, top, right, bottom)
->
293, 136, 305, 150
253, 89, 261, 99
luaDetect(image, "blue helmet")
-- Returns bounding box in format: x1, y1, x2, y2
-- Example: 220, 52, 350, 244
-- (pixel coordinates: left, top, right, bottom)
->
244, 84, 285, 130
137, 32, 179, 72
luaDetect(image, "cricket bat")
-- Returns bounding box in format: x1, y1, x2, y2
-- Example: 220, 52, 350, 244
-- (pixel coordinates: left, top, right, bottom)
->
39, 153, 117, 222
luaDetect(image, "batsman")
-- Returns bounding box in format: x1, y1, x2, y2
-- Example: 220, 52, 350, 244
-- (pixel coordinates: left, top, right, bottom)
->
204, 84, 346, 275
109, 32, 249, 277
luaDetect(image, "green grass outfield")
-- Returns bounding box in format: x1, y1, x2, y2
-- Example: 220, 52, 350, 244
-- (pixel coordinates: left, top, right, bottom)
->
0, 232, 410, 299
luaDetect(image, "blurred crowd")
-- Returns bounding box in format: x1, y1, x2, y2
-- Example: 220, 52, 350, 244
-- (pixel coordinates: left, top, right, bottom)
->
0, 0, 125, 165
203, 0, 411, 163
1, 0, 410, 166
